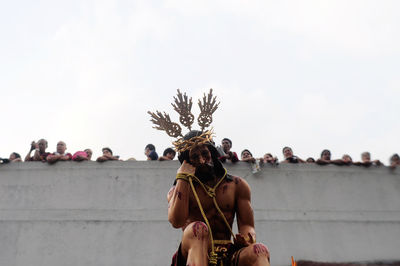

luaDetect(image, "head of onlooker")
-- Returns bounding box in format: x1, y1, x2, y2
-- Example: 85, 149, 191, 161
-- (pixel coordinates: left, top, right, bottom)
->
145, 144, 158, 160
262, 153, 278, 165
221, 138, 232, 153
56, 141, 67, 155
283, 147, 293, 159
84, 149, 93, 160
342, 154, 353, 164
317, 149, 346, 166
320, 149, 331, 160
353, 151, 382, 167
306, 157, 315, 163
103, 147, 113, 156
9, 152, 22, 162
46, 141, 72, 164
390, 153, 400, 168
25, 138, 50, 161
97, 147, 119, 162
241, 149, 256, 163
38, 139, 48, 153
281, 146, 305, 163
219, 138, 239, 163
72, 148, 93, 162
159, 148, 176, 161
361, 152, 371, 163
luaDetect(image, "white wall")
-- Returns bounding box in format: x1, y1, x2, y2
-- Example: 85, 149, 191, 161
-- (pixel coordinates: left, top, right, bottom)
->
0, 161, 399, 266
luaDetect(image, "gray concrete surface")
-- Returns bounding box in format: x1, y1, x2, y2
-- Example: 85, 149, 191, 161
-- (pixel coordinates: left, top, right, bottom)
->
0, 161, 399, 266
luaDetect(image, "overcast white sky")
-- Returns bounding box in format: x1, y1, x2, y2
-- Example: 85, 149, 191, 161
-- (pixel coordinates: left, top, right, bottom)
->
1, 0, 399, 162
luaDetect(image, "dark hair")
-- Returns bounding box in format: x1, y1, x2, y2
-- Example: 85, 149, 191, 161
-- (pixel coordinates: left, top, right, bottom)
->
390, 153, 399, 162
222, 138, 232, 147
12, 152, 21, 159
102, 147, 113, 155
306, 157, 315, 162
320, 149, 331, 158
145, 144, 156, 151
282, 146, 292, 153
362, 152, 370, 157
163, 148, 176, 157
241, 149, 253, 157
178, 131, 204, 164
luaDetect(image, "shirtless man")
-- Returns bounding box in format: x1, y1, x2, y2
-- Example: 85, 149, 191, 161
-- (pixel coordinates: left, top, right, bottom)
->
168, 131, 270, 266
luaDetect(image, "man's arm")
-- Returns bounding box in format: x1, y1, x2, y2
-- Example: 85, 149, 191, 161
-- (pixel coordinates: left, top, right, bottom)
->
235, 178, 256, 245
230, 152, 239, 163
25, 141, 36, 161
46, 154, 60, 164
167, 161, 193, 228
59, 153, 72, 161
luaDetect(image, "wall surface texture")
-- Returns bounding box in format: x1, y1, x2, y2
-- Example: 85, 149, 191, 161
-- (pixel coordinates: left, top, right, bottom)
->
0, 161, 399, 266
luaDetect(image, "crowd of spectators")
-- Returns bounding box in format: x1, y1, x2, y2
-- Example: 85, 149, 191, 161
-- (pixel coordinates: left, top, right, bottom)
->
0, 138, 399, 170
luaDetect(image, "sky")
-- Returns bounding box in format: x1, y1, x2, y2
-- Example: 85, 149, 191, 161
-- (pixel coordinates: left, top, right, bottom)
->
1, 0, 399, 162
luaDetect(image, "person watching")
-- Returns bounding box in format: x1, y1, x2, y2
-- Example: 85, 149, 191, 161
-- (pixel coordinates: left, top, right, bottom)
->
306, 157, 315, 163
261, 153, 278, 165
9, 152, 22, 162
96, 147, 120, 162
159, 148, 176, 161
241, 149, 256, 163
342, 154, 353, 165
144, 144, 158, 160
281, 146, 305, 163
390, 153, 400, 169
218, 138, 239, 163
316, 149, 345, 165
46, 141, 72, 164
72, 149, 93, 162
354, 152, 382, 167
24, 139, 50, 162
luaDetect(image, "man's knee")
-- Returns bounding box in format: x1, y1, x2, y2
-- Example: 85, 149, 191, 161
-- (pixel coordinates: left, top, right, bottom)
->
239, 243, 270, 264
183, 221, 209, 241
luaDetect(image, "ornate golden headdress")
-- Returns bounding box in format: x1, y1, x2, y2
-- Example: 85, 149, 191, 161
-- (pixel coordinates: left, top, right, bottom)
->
148, 89, 220, 153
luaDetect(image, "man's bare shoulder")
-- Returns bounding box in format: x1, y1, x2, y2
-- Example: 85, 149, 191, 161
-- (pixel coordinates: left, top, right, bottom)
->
226, 174, 251, 197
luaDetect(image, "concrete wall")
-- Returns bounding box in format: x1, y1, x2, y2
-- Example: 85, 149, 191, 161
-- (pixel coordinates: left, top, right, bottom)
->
0, 161, 399, 266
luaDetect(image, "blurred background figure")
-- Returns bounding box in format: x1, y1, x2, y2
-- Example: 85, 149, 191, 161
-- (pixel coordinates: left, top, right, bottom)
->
306, 157, 315, 163
72, 149, 93, 162
218, 138, 239, 163
281, 146, 305, 163
261, 153, 279, 165
47, 141, 72, 164
159, 148, 176, 161
390, 153, 400, 169
9, 152, 22, 162
145, 144, 158, 161
97, 147, 120, 162
354, 152, 382, 167
342, 154, 353, 165
24, 139, 50, 162
316, 149, 345, 165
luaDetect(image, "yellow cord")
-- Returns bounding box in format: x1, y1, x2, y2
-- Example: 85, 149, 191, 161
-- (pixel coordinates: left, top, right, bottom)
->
187, 168, 236, 265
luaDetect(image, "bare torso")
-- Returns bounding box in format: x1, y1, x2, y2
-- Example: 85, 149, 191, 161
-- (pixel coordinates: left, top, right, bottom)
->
181, 175, 241, 240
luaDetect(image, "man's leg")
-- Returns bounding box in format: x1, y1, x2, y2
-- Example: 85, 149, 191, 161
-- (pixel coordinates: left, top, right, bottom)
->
236, 243, 270, 266
181, 221, 210, 266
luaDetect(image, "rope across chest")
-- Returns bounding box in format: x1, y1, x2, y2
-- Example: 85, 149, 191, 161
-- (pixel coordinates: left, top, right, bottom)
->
176, 169, 236, 265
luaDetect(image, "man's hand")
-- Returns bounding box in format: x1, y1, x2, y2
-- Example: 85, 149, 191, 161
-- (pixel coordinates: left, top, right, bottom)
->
234, 232, 255, 248
30, 141, 36, 151
177, 160, 195, 175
